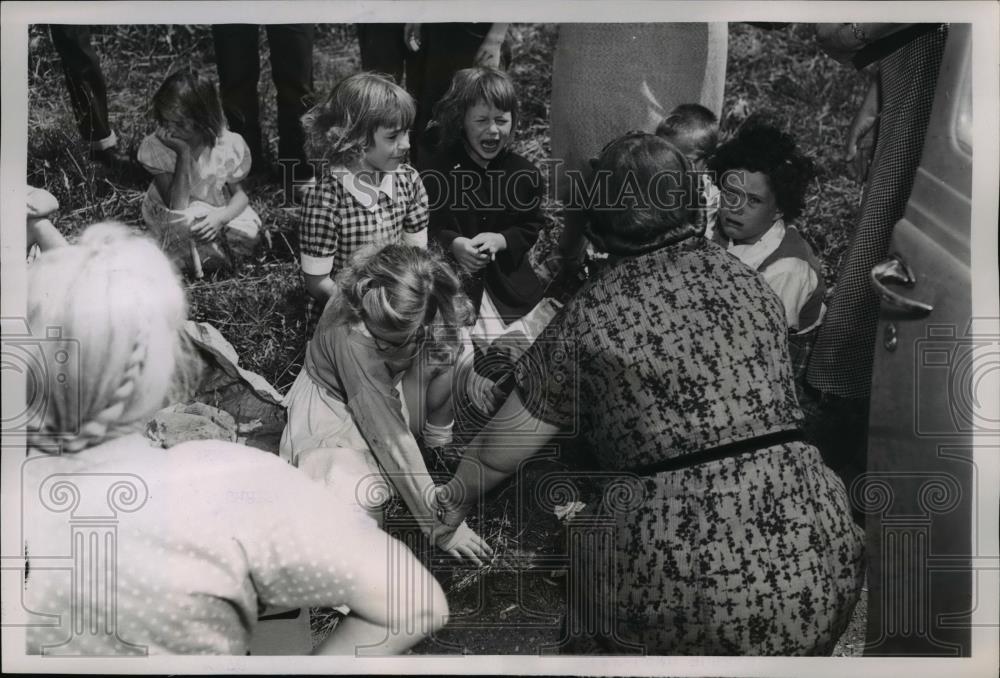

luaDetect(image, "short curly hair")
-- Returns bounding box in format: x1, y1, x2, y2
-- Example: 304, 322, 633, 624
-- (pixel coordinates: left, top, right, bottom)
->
707, 117, 815, 221
585, 132, 701, 256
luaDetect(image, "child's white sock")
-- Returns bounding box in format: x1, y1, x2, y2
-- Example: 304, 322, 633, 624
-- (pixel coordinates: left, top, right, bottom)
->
423, 420, 454, 447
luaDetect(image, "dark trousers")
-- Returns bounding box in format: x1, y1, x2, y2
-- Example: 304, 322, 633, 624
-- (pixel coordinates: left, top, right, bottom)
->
49, 25, 113, 147
356, 23, 502, 157
356, 23, 420, 88
212, 24, 314, 177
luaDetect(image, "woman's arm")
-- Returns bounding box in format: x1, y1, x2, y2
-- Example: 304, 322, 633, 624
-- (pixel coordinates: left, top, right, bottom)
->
436, 389, 560, 536
474, 23, 508, 67
845, 74, 881, 182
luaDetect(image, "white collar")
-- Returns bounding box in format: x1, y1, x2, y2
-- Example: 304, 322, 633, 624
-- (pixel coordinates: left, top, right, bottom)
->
726, 218, 786, 270
334, 167, 397, 211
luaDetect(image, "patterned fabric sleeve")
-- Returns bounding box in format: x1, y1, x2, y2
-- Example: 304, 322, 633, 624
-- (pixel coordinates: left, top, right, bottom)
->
230, 450, 386, 611
299, 182, 339, 277
402, 166, 430, 234
512, 304, 579, 428
137, 133, 177, 176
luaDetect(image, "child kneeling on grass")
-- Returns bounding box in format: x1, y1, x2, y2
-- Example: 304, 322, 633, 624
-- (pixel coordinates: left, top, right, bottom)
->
138, 71, 261, 276
279, 243, 493, 565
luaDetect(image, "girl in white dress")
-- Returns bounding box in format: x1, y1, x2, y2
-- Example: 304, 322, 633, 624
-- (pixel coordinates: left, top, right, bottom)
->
138, 72, 261, 274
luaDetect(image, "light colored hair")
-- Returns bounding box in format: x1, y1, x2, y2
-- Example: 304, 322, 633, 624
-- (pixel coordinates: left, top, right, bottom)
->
302, 72, 416, 167
321, 244, 474, 354
27, 223, 189, 453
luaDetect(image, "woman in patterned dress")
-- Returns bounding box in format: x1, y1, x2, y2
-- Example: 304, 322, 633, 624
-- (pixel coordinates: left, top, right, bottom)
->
434, 133, 865, 655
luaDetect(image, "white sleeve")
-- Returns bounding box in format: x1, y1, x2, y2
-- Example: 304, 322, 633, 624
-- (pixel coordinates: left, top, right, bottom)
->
402, 227, 427, 249
760, 258, 817, 329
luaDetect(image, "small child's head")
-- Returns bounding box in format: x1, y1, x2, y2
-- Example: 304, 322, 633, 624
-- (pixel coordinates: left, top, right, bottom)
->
585, 132, 701, 255
303, 72, 416, 172
151, 71, 225, 149
708, 118, 815, 245
655, 103, 719, 171
430, 67, 517, 165
329, 244, 474, 360
27, 223, 191, 454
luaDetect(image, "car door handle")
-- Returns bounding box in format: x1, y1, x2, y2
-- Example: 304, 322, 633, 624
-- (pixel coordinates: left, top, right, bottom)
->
870, 255, 934, 317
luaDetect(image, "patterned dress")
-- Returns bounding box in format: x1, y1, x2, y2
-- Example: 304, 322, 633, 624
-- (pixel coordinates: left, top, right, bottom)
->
514, 237, 864, 655
298, 165, 429, 335
807, 25, 949, 398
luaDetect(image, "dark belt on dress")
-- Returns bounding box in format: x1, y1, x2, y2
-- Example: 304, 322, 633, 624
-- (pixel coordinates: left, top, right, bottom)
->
631, 429, 806, 477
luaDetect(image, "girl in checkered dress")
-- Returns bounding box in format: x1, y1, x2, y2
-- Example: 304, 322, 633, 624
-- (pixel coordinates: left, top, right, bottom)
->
298, 73, 429, 337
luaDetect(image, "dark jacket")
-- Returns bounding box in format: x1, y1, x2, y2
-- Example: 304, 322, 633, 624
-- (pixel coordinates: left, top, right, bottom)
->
420, 144, 545, 323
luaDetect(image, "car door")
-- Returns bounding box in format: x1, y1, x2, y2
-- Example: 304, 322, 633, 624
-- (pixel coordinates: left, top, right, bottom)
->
865, 23, 982, 656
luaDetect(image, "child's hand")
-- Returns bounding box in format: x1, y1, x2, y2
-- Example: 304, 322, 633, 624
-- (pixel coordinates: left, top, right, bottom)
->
469, 232, 506, 259
452, 236, 490, 272
437, 520, 493, 566
190, 210, 225, 242
157, 127, 191, 156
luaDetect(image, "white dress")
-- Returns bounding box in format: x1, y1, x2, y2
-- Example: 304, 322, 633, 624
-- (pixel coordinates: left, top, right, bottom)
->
138, 129, 261, 269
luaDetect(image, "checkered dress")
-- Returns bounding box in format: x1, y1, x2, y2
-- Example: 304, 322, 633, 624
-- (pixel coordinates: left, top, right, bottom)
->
299, 164, 429, 334
806, 25, 948, 398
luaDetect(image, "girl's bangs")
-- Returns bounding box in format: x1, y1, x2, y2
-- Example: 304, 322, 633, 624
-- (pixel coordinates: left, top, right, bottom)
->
374, 90, 416, 131
475, 78, 517, 115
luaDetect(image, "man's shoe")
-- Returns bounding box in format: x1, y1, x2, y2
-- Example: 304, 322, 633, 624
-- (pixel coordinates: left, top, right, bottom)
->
88, 146, 144, 181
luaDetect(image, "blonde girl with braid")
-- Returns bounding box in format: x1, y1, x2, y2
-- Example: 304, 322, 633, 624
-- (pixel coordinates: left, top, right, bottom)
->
23, 223, 449, 655
279, 243, 493, 565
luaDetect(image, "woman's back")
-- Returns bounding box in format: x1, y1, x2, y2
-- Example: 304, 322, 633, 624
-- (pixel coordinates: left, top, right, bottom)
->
524, 238, 800, 471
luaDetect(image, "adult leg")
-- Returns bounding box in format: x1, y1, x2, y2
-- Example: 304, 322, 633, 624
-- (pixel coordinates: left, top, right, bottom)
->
212, 25, 264, 171
356, 23, 408, 84
411, 23, 489, 156
265, 24, 316, 183
49, 25, 113, 149
47, 24, 134, 173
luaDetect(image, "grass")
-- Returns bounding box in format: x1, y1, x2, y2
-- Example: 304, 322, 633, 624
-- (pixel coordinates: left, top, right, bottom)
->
27, 22, 869, 655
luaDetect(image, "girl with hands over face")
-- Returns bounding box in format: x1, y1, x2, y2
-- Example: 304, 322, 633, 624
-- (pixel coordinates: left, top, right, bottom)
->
138, 72, 261, 275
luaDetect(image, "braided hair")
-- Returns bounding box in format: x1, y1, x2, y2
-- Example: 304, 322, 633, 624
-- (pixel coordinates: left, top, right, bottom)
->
26, 223, 188, 454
